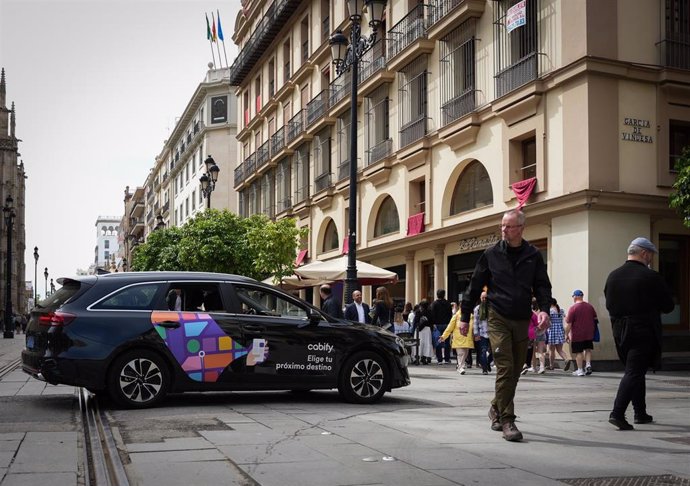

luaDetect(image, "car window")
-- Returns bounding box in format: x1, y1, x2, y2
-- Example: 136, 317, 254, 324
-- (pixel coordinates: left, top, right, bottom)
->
93, 283, 161, 310
160, 282, 226, 312
36, 280, 82, 310
233, 285, 308, 318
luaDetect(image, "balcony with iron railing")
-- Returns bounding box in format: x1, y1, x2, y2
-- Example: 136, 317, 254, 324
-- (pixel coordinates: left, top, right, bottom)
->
176, 121, 206, 170
162, 201, 170, 215
294, 185, 309, 205
270, 126, 286, 156
441, 89, 477, 125
256, 140, 270, 170
427, 0, 485, 40
367, 138, 393, 165
286, 110, 305, 145
244, 153, 257, 180
387, 4, 435, 70
400, 115, 428, 148
329, 72, 352, 114
337, 160, 350, 182
314, 172, 333, 193
146, 209, 154, 224
358, 39, 391, 94
277, 197, 292, 213
234, 164, 245, 187
228, 0, 303, 86
306, 90, 332, 131
658, 36, 690, 70
261, 204, 276, 219
495, 52, 538, 99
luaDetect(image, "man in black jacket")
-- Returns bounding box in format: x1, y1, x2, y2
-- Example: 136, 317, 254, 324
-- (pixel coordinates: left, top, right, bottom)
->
320, 284, 343, 319
604, 237, 674, 430
430, 289, 453, 364
460, 210, 552, 442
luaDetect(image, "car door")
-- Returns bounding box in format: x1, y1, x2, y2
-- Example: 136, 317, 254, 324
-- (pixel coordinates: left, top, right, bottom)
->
153, 281, 245, 386
226, 283, 341, 389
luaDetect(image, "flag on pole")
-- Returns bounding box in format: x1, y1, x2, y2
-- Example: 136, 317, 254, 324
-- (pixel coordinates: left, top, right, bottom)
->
217, 10, 224, 42
211, 12, 218, 42
206, 13, 212, 41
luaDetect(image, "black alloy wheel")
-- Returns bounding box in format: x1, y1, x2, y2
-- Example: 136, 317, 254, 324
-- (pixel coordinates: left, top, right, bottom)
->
107, 350, 169, 409
338, 351, 388, 404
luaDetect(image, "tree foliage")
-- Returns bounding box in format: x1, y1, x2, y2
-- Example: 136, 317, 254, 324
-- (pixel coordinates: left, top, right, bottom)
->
130, 210, 308, 280
669, 147, 690, 229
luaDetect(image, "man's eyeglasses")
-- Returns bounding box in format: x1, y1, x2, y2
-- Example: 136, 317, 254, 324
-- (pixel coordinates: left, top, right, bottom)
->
501, 224, 523, 230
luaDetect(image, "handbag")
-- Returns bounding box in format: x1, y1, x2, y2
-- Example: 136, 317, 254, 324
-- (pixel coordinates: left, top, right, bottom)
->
593, 320, 601, 342
432, 326, 441, 343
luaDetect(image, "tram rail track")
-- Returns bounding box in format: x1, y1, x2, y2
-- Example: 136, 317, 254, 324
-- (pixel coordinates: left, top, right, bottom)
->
78, 387, 130, 486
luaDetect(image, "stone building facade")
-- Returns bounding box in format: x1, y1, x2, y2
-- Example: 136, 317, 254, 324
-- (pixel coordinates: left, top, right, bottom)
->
0, 69, 28, 315
228, 0, 690, 363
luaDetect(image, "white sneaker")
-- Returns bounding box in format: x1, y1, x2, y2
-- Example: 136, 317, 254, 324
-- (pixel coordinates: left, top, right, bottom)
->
572, 369, 585, 377
458, 367, 466, 375
527, 367, 535, 373
538, 366, 545, 374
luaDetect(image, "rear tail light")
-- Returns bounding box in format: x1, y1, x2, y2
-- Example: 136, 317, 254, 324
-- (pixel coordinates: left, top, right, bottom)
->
38, 311, 76, 327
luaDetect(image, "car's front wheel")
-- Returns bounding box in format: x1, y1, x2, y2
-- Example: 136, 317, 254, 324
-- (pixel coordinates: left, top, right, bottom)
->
107, 350, 169, 409
338, 351, 388, 404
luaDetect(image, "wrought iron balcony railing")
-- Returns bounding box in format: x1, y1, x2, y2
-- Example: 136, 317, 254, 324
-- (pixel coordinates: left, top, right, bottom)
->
306, 90, 331, 128
387, 4, 431, 59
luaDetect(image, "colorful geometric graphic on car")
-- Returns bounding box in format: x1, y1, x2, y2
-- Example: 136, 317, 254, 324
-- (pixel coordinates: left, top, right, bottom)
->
151, 311, 248, 382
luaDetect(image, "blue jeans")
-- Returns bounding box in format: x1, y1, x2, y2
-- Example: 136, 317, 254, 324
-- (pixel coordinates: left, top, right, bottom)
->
476, 336, 491, 371
435, 325, 452, 362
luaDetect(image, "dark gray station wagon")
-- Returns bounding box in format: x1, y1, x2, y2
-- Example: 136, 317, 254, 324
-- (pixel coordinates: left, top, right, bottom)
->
21, 272, 410, 408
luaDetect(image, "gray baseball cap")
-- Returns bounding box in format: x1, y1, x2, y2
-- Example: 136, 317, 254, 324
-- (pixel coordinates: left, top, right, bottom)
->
630, 237, 657, 253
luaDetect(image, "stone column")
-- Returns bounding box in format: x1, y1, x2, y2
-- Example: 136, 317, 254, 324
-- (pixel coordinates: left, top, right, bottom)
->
405, 251, 415, 304
434, 245, 445, 295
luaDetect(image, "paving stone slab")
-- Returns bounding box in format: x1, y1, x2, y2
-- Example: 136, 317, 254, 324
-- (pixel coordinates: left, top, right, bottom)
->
126, 461, 251, 486
128, 448, 226, 464
126, 436, 215, 452
1, 472, 77, 486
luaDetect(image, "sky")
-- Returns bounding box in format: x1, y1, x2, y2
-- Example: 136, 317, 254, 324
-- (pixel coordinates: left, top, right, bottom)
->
0, 0, 241, 291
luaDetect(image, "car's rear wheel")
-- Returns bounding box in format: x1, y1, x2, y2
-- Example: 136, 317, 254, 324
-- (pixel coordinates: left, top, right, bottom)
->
338, 351, 387, 404
107, 350, 169, 409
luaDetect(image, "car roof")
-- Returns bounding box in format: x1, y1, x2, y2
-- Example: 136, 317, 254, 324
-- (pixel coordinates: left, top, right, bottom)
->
58, 272, 259, 285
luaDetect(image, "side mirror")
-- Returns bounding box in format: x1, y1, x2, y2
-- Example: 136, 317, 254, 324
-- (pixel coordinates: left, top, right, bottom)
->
308, 310, 322, 326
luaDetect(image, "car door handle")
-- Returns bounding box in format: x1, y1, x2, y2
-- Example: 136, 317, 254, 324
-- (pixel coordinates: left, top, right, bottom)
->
159, 321, 181, 329
243, 325, 265, 333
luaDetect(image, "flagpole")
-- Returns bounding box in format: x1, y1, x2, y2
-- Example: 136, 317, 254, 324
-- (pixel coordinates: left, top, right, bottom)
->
206, 13, 217, 68
217, 10, 229, 68
209, 40, 217, 68
212, 12, 223, 68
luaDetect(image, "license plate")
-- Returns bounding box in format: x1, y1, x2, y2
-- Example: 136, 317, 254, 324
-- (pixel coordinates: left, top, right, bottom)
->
26, 335, 34, 349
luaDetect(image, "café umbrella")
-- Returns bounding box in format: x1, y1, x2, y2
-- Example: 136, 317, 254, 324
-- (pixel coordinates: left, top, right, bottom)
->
293, 256, 398, 285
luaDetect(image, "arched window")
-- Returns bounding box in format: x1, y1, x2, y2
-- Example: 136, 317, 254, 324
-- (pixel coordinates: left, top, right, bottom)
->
322, 219, 339, 252
450, 160, 493, 215
374, 196, 400, 237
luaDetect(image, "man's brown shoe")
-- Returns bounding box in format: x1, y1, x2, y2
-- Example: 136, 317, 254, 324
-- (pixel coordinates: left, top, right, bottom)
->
502, 422, 523, 442
488, 405, 502, 431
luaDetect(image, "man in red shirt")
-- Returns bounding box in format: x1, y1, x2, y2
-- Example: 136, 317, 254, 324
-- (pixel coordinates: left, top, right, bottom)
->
565, 290, 597, 376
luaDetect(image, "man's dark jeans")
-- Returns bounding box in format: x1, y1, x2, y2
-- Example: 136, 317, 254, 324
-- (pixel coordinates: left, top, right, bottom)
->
612, 345, 655, 418
435, 325, 452, 362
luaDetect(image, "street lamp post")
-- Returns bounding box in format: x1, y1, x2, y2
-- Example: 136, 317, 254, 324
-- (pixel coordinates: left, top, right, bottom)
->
33, 246, 39, 304
3, 196, 16, 338
44, 267, 48, 300
329, 0, 385, 304
199, 155, 220, 209
50, 279, 55, 295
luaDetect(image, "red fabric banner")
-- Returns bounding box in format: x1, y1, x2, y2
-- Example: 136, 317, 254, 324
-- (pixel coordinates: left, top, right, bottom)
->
342, 237, 349, 255
511, 177, 537, 208
295, 249, 308, 267
407, 212, 425, 236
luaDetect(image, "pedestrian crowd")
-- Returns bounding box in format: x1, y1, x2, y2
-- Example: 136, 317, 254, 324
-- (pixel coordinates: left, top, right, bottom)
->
319, 210, 674, 442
